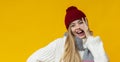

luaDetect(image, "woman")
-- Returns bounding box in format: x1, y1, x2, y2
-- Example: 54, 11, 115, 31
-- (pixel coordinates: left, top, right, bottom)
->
27, 6, 109, 62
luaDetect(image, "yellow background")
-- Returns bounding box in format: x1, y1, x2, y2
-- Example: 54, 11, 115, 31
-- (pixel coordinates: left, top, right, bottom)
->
0, 0, 120, 62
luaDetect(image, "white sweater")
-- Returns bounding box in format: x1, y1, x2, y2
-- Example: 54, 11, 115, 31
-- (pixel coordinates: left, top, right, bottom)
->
27, 36, 109, 62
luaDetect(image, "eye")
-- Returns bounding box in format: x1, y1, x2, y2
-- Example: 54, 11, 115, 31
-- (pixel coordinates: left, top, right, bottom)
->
78, 21, 83, 24
70, 24, 75, 27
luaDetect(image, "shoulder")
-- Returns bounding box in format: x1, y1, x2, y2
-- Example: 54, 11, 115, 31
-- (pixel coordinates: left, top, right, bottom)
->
40, 36, 67, 49
50, 36, 67, 46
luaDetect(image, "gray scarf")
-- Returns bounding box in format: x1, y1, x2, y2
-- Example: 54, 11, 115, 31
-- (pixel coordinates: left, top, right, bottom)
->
75, 37, 94, 62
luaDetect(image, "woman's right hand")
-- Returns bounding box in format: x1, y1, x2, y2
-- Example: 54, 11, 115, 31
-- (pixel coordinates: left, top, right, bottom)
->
81, 17, 92, 38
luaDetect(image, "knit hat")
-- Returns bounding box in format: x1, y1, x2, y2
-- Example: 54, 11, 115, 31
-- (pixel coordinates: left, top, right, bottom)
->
65, 6, 86, 29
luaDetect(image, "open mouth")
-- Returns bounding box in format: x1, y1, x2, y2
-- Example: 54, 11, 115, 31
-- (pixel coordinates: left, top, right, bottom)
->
76, 30, 85, 37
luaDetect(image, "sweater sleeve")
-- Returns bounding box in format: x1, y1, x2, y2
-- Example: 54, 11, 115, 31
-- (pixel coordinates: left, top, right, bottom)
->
85, 36, 109, 62
27, 39, 59, 62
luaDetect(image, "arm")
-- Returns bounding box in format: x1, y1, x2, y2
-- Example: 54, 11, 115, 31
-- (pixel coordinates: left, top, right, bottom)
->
85, 36, 109, 62
80, 17, 109, 62
27, 39, 59, 62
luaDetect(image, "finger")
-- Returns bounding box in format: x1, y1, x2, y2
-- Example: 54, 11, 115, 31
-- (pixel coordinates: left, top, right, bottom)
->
82, 17, 86, 25
81, 17, 85, 21
85, 17, 88, 26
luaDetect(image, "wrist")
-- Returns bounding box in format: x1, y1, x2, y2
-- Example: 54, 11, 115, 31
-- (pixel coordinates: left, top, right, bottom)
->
85, 30, 92, 38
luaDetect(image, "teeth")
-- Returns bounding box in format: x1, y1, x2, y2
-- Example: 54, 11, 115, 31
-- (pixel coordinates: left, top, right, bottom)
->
76, 31, 83, 34
75, 29, 84, 34
78, 31, 81, 33
76, 31, 82, 34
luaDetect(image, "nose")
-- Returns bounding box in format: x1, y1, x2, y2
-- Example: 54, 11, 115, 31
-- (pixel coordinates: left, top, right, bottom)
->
75, 24, 81, 30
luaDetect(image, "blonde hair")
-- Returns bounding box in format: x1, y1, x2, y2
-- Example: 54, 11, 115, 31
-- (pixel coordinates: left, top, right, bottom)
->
60, 26, 81, 62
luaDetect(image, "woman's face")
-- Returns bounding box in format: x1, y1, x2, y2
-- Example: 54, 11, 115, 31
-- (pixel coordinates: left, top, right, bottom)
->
69, 19, 86, 39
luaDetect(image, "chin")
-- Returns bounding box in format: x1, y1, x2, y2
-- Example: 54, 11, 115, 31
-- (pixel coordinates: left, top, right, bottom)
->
73, 34, 86, 39
79, 35, 86, 39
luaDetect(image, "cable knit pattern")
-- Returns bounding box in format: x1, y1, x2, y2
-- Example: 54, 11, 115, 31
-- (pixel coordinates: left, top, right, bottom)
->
27, 36, 109, 62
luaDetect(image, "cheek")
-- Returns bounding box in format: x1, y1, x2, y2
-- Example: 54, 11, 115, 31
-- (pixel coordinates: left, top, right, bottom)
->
79, 24, 84, 28
71, 28, 76, 35
71, 27, 74, 33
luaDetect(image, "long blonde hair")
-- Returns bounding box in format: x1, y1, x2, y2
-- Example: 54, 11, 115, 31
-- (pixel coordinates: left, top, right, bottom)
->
60, 26, 81, 62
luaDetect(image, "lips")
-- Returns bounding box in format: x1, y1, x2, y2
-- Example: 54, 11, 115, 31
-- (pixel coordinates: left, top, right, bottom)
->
76, 30, 85, 37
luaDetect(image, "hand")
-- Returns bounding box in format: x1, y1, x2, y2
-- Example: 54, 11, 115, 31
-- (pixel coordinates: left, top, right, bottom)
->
81, 17, 92, 38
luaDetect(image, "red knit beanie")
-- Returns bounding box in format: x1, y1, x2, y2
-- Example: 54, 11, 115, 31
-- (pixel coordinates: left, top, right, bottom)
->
65, 6, 86, 29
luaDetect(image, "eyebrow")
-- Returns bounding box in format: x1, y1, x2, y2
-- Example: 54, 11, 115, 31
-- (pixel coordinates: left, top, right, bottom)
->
70, 23, 75, 25
78, 20, 82, 22
71, 20, 82, 25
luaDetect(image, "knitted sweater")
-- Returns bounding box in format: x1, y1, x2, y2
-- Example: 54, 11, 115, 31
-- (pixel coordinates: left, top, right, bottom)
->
27, 36, 109, 62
